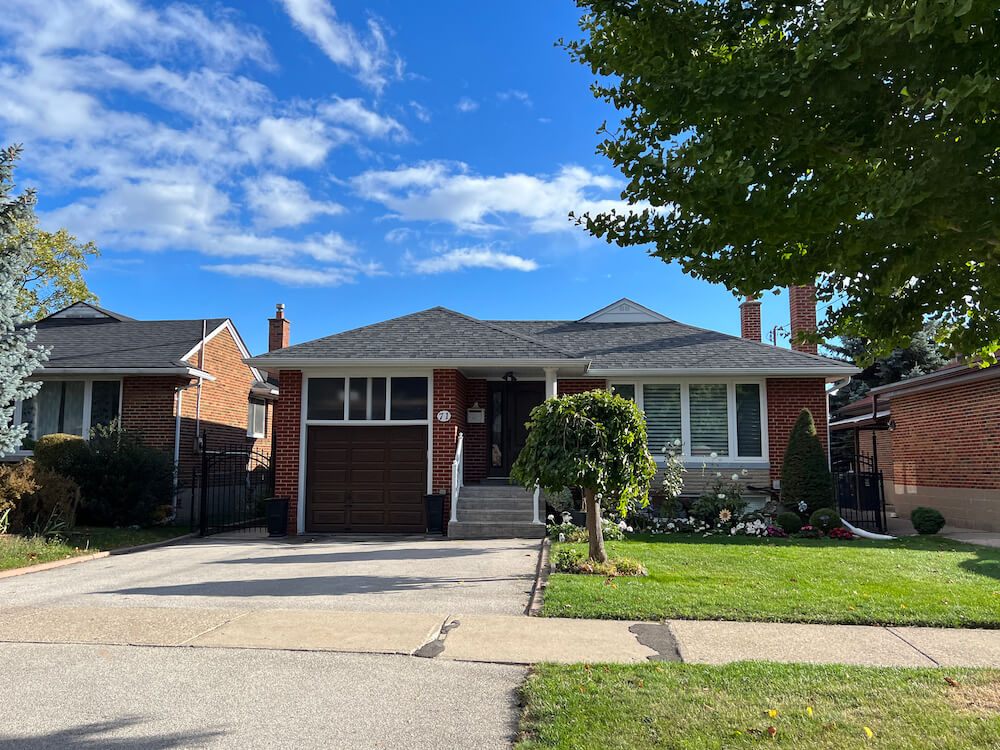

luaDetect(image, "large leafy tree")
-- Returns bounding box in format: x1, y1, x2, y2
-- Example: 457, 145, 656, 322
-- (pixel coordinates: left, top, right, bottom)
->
0, 145, 48, 456
565, 1, 999, 362
5, 219, 100, 320
511, 389, 656, 562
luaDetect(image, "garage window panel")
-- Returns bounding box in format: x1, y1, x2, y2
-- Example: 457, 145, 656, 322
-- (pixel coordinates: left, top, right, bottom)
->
390, 377, 428, 420
348, 378, 367, 420
371, 378, 387, 420
308, 378, 346, 420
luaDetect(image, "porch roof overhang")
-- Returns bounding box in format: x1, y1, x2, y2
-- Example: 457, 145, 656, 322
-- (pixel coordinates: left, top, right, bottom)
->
588, 366, 859, 381
31, 366, 217, 381
829, 409, 891, 430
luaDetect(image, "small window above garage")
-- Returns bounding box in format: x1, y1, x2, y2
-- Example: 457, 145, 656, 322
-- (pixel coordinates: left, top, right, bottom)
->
307, 376, 428, 422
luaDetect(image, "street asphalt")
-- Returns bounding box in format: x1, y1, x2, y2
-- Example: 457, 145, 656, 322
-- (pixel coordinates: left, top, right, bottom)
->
0, 642, 524, 749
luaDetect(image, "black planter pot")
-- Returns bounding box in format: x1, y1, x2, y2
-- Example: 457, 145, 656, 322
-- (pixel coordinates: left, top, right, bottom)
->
570, 510, 587, 526
424, 494, 445, 534
265, 497, 288, 537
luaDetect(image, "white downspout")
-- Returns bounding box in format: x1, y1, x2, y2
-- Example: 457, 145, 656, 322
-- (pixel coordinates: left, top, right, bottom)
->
194, 319, 206, 447
172, 382, 198, 514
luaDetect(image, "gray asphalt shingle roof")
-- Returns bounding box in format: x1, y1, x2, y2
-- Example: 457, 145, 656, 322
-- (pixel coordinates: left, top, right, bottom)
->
28, 316, 227, 370
252, 305, 856, 374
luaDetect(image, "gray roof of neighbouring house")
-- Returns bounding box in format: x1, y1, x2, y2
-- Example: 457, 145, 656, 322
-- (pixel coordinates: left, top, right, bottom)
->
249, 303, 858, 376
24, 304, 227, 371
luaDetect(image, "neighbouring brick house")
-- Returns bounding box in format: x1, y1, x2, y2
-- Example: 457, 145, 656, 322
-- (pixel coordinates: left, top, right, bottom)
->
9, 302, 278, 519
247, 290, 856, 538
831, 362, 1000, 532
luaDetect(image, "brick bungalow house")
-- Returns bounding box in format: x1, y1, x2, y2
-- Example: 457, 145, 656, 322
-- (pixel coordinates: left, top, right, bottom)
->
831, 362, 1000, 532
10, 301, 279, 519
247, 287, 857, 538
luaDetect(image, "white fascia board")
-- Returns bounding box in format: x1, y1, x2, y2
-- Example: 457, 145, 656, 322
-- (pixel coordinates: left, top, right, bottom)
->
242, 357, 591, 369
868, 365, 997, 397
587, 367, 860, 380
182, 320, 267, 383
36, 366, 216, 381
829, 410, 892, 428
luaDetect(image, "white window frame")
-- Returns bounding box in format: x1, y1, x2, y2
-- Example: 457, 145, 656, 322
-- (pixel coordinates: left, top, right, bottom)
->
12, 377, 124, 454
247, 398, 268, 439
607, 378, 769, 464
304, 374, 432, 426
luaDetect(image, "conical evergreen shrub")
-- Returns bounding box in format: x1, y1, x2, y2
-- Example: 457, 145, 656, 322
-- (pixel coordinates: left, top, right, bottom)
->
780, 408, 834, 516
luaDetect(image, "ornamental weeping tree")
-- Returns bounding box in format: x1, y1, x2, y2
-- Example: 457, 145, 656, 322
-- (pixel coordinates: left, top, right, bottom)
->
0, 145, 48, 456
566, 1, 1000, 363
511, 389, 656, 562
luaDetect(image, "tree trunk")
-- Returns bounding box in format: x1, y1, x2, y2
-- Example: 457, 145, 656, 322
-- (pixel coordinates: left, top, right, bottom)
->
584, 488, 607, 563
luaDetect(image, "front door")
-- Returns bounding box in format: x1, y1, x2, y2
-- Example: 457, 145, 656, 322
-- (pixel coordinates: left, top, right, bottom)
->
487, 380, 545, 477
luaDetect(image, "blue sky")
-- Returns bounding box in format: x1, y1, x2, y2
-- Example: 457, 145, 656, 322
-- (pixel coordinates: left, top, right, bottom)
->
0, 0, 798, 353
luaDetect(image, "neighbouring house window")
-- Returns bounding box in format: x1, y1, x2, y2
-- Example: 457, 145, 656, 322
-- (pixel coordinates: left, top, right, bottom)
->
390, 377, 428, 420
17, 379, 121, 447
348, 378, 367, 420
610, 383, 635, 401
247, 399, 267, 438
308, 378, 345, 420
736, 383, 763, 457
307, 376, 428, 421
689, 383, 729, 456
642, 384, 681, 453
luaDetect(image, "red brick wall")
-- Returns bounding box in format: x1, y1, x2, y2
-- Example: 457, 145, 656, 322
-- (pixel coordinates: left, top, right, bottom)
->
891, 378, 1000, 491
557, 378, 607, 396
464, 378, 488, 483
274, 370, 302, 533
766, 377, 829, 483
120, 375, 191, 453
432, 370, 467, 525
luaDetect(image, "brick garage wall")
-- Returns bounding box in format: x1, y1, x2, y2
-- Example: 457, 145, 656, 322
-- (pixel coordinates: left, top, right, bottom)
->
765, 377, 829, 484
432, 369, 467, 525
273, 370, 302, 533
120, 375, 191, 454
464, 378, 488, 483
887, 377, 1000, 531
557, 378, 607, 396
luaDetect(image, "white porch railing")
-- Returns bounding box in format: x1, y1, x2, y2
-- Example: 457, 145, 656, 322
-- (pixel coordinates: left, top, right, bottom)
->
532, 484, 542, 525
449, 431, 464, 524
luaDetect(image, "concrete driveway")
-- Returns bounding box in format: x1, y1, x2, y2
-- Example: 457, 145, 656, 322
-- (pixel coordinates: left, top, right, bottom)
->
0, 534, 543, 615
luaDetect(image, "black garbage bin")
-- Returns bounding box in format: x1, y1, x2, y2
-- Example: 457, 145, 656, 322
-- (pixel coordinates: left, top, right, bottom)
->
266, 497, 289, 537
424, 493, 445, 534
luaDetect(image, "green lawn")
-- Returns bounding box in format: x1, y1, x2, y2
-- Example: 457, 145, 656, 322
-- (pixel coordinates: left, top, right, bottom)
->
517, 661, 1000, 749
0, 526, 186, 572
543, 534, 1000, 628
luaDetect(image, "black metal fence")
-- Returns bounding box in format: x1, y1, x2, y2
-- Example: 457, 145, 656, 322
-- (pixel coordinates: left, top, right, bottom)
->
190, 441, 274, 536
834, 453, 887, 533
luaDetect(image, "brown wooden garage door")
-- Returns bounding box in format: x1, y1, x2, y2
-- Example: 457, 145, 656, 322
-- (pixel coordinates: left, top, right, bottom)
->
305, 425, 427, 533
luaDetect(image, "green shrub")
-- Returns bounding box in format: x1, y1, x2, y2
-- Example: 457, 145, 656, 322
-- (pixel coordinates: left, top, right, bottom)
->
689, 480, 747, 524
777, 511, 803, 534
795, 525, 822, 539
780, 409, 834, 516
0, 461, 80, 536
551, 546, 647, 576
911, 507, 946, 535
72, 428, 174, 527
809, 507, 842, 532
31, 433, 89, 476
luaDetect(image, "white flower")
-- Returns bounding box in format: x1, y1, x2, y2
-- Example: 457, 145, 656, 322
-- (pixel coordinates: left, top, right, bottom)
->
798, 501, 808, 512
715, 472, 722, 478
731, 474, 740, 481
667, 522, 675, 529
547, 514, 555, 522
730, 527, 737, 535
717, 493, 726, 500
558, 533, 566, 542
626, 526, 633, 533
710, 452, 718, 458
618, 521, 627, 530
674, 438, 682, 446
741, 469, 749, 476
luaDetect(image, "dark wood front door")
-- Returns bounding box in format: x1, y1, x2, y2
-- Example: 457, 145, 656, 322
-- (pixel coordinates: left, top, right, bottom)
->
487, 380, 545, 477
306, 425, 427, 532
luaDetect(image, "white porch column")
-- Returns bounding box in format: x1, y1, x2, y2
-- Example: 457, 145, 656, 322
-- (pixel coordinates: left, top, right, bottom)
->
543, 367, 559, 399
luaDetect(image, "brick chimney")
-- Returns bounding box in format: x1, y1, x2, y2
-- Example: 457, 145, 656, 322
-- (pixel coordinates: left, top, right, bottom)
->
268, 303, 289, 352
788, 285, 818, 354
739, 296, 762, 341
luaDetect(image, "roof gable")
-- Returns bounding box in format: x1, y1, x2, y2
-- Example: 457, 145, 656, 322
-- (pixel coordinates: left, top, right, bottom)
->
578, 298, 671, 324
40, 301, 136, 322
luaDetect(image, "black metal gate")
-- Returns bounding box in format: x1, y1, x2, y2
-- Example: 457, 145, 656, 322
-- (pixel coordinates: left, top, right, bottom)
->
191, 440, 274, 536
834, 453, 887, 534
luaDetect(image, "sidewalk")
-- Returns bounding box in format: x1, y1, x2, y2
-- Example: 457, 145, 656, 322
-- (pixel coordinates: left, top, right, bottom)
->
887, 517, 1000, 549
3, 604, 999, 668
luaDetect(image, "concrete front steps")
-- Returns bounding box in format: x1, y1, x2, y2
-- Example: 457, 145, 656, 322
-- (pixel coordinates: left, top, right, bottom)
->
447, 484, 546, 539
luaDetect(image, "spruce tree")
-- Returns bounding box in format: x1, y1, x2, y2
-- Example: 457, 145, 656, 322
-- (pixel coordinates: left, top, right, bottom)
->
780, 408, 834, 517
0, 145, 48, 456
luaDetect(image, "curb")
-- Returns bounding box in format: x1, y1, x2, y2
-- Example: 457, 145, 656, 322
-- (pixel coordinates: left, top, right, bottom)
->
526, 537, 551, 616
0, 531, 196, 579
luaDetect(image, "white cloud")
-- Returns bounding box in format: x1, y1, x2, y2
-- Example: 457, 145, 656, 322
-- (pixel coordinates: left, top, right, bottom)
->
354, 161, 638, 234
239, 116, 343, 168
410, 247, 539, 274
456, 97, 478, 113
244, 175, 344, 228
409, 100, 431, 123
384, 227, 415, 244
319, 97, 406, 140
497, 89, 531, 106
277, 0, 402, 91
202, 263, 354, 286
